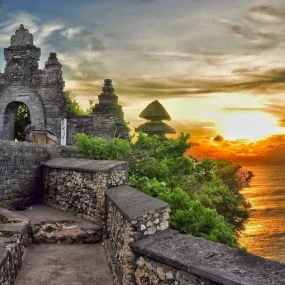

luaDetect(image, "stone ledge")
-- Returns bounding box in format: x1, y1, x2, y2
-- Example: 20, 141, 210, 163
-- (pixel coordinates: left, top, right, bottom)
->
106, 185, 169, 221
131, 229, 285, 285
0, 208, 29, 223
43, 158, 127, 173
0, 139, 78, 153
0, 207, 31, 285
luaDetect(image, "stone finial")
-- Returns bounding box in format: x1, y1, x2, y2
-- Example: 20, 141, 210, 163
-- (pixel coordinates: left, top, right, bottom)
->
44, 52, 62, 69
11, 24, 34, 46
102, 79, 114, 94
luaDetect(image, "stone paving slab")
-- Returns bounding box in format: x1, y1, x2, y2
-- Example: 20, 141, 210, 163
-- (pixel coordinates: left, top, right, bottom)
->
0, 207, 30, 223
14, 244, 113, 285
17, 205, 96, 228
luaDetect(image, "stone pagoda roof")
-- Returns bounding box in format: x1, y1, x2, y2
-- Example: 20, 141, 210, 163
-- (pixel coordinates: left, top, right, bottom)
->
139, 100, 171, 121
135, 121, 176, 134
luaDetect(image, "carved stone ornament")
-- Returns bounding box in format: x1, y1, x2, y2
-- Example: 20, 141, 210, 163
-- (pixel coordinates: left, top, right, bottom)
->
11, 24, 34, 46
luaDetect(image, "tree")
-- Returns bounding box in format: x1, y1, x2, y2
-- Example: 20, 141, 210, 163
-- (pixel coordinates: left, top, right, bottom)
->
64, 90, 95, 116
14, 105, 31, 141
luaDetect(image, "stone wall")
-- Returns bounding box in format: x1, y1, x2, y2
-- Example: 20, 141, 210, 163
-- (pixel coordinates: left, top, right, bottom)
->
134, 256, 217, 285
43, 158, 128, 229
66, 116, 94, 145
0, 207, 31, 285
105, 185, 170, 285
0, 140, 81, 207
132, 229, 285, 285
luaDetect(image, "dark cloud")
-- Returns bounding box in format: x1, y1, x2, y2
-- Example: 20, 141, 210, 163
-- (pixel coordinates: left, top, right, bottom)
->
263, 104, 285, 127
248, 5, 285, 22
69, 65, 285, 103
221, 5, 285, 52
213, 135, 224, 142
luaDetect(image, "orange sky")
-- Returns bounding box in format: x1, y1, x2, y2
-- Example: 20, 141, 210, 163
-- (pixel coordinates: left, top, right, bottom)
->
1, 1, 285, 166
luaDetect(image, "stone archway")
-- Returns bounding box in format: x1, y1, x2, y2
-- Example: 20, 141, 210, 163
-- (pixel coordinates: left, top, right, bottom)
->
0, 88, 46, 141
3, 102, 30, 141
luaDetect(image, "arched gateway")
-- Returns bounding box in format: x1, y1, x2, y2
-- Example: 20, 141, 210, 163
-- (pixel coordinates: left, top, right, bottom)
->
0, 25, 129, 145
0, 25, 66, 143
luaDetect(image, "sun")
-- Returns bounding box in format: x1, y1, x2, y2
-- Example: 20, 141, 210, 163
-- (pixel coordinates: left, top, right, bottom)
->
218, 113, 281, 141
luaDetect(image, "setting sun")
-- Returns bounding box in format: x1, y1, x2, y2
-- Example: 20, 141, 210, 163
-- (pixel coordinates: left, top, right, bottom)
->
218, 113, 281, 141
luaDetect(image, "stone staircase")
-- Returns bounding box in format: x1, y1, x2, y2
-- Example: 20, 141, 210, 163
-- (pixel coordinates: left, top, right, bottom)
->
0, 205, 113, 285
19, 205, 102, 244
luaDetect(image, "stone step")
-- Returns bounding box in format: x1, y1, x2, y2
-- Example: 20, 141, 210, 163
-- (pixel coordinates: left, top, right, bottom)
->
17, 205, 102, 244
14, 244, 113, 285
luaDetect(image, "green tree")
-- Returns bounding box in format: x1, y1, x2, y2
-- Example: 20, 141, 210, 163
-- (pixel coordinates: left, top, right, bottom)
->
14, 104, 31, 141
64, 90, 95, 116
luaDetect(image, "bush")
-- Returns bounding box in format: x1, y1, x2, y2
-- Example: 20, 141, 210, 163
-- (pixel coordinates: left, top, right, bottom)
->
75, 132, 251, 248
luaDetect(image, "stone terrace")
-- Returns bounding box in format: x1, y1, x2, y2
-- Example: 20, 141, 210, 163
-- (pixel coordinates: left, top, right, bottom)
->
1, 154, 285, 285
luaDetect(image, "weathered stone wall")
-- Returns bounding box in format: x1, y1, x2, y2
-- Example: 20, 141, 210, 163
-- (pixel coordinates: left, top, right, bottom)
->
66, 116, 94, 145
0, 140, 81, 206
134, 256, 218, 285
132, 229, 285, 285
0, 208, 31, 285
105, 185, 170, 285
43, 158, 128, 229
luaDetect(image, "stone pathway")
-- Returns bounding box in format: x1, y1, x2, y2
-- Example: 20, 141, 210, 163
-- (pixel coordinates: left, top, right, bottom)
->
13, 205, 113, 285
14, 243, 113, 285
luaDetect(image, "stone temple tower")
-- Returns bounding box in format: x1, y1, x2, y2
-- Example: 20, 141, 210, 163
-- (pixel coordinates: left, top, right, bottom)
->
92, 79, 129, 140
0, 24, 66, 142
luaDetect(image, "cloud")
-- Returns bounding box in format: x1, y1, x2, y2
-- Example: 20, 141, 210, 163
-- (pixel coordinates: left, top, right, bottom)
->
60, 27, 82, 39
213, 135, 224, 142
222, 107, 264, 112
248, 5, 285, 23
189, 134, 285, 166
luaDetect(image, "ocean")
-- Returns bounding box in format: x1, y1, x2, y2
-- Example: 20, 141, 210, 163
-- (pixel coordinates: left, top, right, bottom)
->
239, 165, 285, 264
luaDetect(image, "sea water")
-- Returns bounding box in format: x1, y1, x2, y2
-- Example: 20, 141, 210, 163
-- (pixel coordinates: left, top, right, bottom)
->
239, 165, 285, 263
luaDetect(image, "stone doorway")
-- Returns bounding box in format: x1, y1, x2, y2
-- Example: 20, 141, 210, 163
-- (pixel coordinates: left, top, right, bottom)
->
3, 101, 31, 141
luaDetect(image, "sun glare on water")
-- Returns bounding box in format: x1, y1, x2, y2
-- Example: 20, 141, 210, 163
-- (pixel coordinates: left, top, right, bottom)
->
219, 113, 281, 141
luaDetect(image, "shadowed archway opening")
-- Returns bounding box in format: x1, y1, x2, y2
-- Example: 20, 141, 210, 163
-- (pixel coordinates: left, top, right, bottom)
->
3, 102, 31, 141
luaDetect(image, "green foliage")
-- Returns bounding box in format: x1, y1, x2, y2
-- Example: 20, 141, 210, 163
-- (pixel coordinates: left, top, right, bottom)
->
14, 105, 31, 141
129, 175, 238, 247
188, 175, 249, 229
171, 207, 239, 247
64, 90, 95, 116
75, 133, 131, 160
75, 132, 252, 248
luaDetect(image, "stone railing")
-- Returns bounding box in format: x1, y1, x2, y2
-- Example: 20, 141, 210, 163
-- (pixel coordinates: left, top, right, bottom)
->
105, 185, 170, 285
131, 230, 285, 285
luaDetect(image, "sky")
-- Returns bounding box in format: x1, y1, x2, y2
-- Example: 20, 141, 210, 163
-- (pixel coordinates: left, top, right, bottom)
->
1, 0, 285, 165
